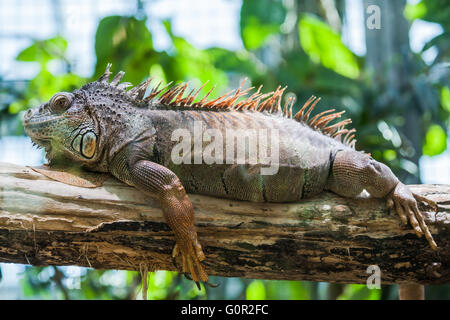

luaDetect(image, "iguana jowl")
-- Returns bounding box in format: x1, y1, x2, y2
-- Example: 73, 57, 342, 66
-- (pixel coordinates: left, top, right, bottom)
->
22, 64, 438, 284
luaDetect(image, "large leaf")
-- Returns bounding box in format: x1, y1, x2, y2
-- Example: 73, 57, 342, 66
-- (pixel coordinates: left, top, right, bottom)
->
16, 37, 67, 64
240, 0, 286, 50
298, 14, 360, 79
94, 16, 157, 85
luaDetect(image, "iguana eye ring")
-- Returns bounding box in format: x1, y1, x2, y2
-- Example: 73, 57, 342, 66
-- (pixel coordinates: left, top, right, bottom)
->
50, 92, 73, 113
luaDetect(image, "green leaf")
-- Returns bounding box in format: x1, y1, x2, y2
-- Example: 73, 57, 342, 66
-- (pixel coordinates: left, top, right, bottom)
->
298, 14, 360, 79
404, 2, 427, 21
423, 124, 447, 156
240, 0, 286, 50
246, 280, 266, 300
16, 36, 67, 65
8, 101, 24, 114
383, 149, 397, 161
94, 16, 156, 85
338, 284, 381, 300
441, 86, 450, 112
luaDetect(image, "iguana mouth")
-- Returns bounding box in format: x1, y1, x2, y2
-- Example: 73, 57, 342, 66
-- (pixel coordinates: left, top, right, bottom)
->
28, 136, 51, 153
23, 111, 64, 154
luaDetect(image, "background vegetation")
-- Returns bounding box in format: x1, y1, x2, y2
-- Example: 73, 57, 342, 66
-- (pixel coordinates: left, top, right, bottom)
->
0, 0, 449, 299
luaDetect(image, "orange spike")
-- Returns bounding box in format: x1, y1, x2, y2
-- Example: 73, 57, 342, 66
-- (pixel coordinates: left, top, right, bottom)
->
129, 78, 152, 99
256, 92, 275, 111
203, 89, 233, 108
160, 84, 183, 104
294, 96, 316, 120
214, 95, 235, 109
283, 97, 292, 117
303, 96, 321, 121
314, 111, 345, 129
179, 88, 195, 106
159, 85, 177, 103
308, 108, 335, 127
235, 77, 248, 95
273, 86, 284, 112
260, 86, 281, 112
156, 81, 174, 95
324, 119, 352, 134
223, 86, 254, 109
250, 85, 263, 99
288, 97, 295, 118
332, 129, 349, 139
245, 100, 259, 111
175, 82, 189, 104
235, 86, 262, 110
238, 97, 257, 110
145, 81, 161, 100
148, 81, 173, 100
236, 86, 254, 100
343, 128, 357, 144
273, 86, 287, 113
346, 134, 355, 144
197, 85, 216, 106
187, 80, 209, 106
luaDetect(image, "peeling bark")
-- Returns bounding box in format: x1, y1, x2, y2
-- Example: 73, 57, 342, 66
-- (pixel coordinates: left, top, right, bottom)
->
0, 162, 449, 284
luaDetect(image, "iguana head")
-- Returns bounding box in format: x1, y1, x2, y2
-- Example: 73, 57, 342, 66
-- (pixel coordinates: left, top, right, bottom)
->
22, 64, 136, 167
22, 87, 101, 164
23, 64, 154, 169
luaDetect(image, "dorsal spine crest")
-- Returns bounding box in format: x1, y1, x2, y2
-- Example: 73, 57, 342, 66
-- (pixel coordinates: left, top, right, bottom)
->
93, 65, 357, 148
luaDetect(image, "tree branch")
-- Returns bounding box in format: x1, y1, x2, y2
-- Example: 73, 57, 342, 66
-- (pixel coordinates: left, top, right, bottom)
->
0, 162, 449, 284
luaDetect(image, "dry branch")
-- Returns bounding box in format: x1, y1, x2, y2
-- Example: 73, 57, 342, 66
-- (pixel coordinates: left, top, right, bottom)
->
0, 162, 449, 284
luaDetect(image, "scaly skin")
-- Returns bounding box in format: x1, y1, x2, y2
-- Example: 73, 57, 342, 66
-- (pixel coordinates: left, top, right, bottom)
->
22, 65, 438, 285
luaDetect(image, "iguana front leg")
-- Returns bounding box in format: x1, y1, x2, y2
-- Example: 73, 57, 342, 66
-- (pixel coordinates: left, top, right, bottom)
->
111, 149, 208, 283
327, 150, 438, 250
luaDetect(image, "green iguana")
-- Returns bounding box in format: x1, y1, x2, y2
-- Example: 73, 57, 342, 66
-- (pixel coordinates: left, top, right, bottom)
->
22, 64, 438, 286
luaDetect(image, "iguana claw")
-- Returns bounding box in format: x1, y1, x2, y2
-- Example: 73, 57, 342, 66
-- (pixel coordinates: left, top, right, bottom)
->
172, 240, 208, 284
387, 182, 438, 251
182, 272, 220, 288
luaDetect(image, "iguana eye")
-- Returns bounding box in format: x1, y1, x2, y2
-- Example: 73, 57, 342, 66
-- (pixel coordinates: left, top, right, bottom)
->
50, 92, 73, 113
81, 132, 97, 159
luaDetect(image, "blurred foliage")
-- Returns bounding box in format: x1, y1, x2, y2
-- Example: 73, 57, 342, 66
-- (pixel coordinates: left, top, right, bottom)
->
13, 36, 85, 107
240, 0, 286, 50
0, 0, 449, 300
423, 124, 447, 156
337, 284, 381, 300
299, 14, 359, 79
3, 36, 85, 136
